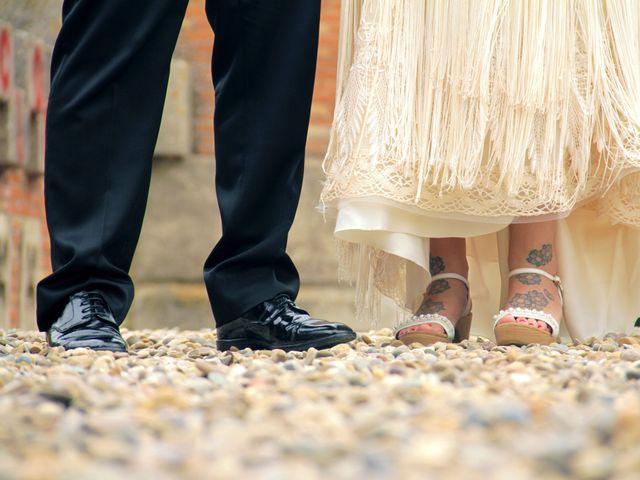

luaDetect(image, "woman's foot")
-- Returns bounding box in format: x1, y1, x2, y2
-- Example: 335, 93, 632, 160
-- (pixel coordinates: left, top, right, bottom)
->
496, 222, 562, 334
498, 267, 563, 333
398, 238, 469, 338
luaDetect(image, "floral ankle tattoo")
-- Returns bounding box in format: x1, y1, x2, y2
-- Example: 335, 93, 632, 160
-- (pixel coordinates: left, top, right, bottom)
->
429, 255, 445, 275
526, 244, 553, 267
427, 279, 450, 295
508, 291, 550, 310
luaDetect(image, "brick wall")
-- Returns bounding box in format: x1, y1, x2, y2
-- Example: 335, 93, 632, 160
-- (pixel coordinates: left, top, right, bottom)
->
0, 163, 48, 328
310, 0, 340, 156
173, 0, 340, 157
174, 0, 216, 155
0, 7, 55, 328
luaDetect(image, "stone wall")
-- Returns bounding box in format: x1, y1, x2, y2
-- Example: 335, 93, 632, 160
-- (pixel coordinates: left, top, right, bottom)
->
0, 0, 374, 331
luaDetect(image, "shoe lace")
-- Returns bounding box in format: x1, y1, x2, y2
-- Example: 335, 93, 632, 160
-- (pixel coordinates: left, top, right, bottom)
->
273, 294, 294, 308
79, 292, 112, 322
269, 295, 308, 334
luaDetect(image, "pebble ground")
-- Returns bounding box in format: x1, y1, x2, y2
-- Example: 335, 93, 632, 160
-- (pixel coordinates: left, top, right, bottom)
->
1, 328, 640, 480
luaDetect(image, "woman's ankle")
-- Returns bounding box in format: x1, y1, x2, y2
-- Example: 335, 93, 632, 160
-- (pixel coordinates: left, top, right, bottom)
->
507, 222, 558, 274
429, 238, 468, 278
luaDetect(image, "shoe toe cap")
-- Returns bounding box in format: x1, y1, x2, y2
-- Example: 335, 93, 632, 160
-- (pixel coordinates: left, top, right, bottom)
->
302, 318, 356, 337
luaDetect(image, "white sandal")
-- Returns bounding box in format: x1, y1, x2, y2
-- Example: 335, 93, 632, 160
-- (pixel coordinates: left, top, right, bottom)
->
493, 268, 563, 346
394, 273, 472, 345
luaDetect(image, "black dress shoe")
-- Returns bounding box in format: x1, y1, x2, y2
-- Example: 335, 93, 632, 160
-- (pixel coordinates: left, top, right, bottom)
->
217, 294, 356, 352
47, 291, 128, 352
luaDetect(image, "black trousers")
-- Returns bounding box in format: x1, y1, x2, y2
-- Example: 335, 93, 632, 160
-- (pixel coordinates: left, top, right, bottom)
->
36, 0, 321, 331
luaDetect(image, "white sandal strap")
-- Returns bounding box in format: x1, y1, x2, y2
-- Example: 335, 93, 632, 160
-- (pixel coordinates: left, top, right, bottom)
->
431, 273, 469, 291
493, 308, 560, 337
394, 314, 456, 341
508, 268, 563, 306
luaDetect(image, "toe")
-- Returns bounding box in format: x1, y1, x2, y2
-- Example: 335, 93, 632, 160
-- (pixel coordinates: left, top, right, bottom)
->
400, 323, 445, 336
537, 320, 551, 333
418, 323, 445, 334
498, 314, 516, 326
516, 317, 536, 328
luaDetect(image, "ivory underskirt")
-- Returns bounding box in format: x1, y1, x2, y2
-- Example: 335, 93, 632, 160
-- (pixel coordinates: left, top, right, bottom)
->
335, 197, 640, 340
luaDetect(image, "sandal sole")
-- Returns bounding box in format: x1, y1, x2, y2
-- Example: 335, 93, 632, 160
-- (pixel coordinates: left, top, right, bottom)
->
398, 332, 451, 346
495, 323, 557, 346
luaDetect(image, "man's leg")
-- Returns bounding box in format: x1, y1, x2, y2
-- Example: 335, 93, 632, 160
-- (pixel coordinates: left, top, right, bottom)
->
204, 0, 321, 325
36, 0, 188, 332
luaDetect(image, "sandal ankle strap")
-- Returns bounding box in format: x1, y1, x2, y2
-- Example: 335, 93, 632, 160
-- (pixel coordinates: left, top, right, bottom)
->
508, 268, 563, 306
431, 272, 469, 291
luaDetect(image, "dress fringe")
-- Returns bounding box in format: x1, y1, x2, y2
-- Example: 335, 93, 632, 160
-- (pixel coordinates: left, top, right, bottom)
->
322, 0, 640, 220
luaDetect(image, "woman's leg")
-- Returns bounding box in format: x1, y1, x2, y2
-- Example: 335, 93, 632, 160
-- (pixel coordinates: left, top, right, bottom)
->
497, 221, 562, 331
399, 238, 469, 336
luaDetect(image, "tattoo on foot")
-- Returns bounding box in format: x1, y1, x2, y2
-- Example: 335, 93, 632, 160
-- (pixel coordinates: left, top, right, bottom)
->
544, 289, 554, 301
515, 273, 541, 285
418, 299, 445, 315
429, 255, 445, 275
526, 244, 553, 267
427, 279, 450, 295
508, 290, 549, 310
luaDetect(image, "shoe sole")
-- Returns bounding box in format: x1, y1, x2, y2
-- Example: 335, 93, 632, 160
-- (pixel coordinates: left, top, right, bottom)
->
494, 323, 557, 346
216, 331, 357, 352
46, 333, 128, 353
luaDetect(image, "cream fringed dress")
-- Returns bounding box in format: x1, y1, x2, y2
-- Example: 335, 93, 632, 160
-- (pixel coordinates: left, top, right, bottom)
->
320, 0, 640, 340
